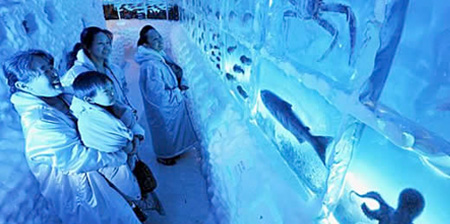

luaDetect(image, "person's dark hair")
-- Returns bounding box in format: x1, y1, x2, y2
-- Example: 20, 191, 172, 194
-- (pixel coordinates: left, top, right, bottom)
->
72, 71, 113, 99
137, 25, 156, 46
397, 188, 425, 218
66, 26, 113, 69
66, 43, 83, 70
2, 49, 54, 93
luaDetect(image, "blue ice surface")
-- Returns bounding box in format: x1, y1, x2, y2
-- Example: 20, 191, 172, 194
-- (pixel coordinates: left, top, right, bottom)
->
1, 0, 448, 222
348, 127, 450, 224
180, 0, 450, 222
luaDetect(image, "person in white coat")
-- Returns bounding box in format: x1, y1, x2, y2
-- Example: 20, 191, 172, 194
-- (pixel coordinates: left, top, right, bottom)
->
3, 50, 143, 223
135, 25, 198, 165
62, 26, 134, 113
71, 71, 144, 202
71, 71, 165, 215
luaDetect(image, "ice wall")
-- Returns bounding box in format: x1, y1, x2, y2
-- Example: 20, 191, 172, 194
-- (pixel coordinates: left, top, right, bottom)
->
169, 25, 321, 224
179, 0, 450, 223
0, 0, 105, 223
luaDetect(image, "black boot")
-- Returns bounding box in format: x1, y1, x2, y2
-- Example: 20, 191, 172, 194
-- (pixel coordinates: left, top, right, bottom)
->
133, 192, 166, 216
148, 192, 165, 216
157, 157, 177, 166
131, 201, 147, 222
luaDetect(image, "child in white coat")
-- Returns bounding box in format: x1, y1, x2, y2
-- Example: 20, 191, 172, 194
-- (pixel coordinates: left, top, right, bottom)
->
71, 71, 162, 220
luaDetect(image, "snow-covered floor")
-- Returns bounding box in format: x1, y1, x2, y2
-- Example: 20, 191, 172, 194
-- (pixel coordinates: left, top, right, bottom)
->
107, 20, 214, 224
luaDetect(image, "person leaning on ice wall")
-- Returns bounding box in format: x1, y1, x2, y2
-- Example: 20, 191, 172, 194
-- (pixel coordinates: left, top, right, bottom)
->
2, 49, 143, 224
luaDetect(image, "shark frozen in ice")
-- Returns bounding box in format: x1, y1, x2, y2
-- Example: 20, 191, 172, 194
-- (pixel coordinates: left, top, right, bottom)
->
260, 90, 333, 165
282, 0, 357, 65
351, 188, 425, 224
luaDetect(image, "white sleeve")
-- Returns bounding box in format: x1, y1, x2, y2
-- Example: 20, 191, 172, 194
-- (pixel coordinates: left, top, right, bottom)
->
25, 115, 127, 174
77, 111, 133, 153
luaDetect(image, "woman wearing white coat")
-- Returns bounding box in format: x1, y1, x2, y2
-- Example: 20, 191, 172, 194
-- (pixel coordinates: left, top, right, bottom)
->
135, 25, 198, 165
62, 26, 134, 113
3, 50, 142, 223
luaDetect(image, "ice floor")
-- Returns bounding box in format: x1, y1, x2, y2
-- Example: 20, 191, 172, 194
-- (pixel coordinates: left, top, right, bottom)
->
107, 20, 214, 224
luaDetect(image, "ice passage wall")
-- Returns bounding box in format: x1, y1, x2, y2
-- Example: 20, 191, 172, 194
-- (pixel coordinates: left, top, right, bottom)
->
0, 1, 105, 223
1, 0, 450, 223
178, 0, 450, 223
